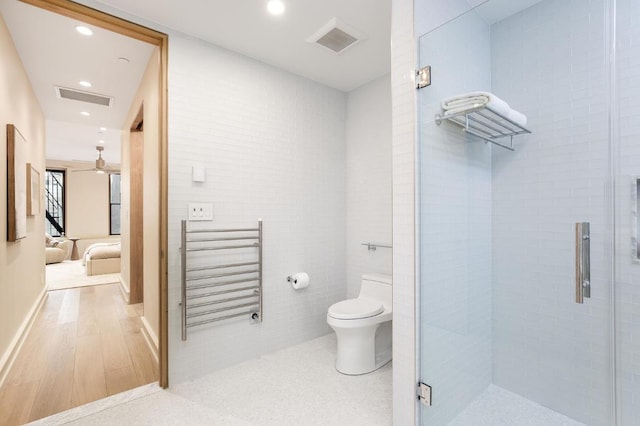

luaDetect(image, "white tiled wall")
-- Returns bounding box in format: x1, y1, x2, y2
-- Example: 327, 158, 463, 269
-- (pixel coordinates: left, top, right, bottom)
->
491, 1, 613, 424
345, 75, 392, 299
415, 0, 486, 36
390, 0, 418, 423
166, 35, 347, 383
418, 9, 493, 426
615, 0, 640, 423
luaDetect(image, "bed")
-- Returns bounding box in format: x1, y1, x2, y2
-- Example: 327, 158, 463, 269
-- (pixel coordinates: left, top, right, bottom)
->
83, 242, 121, 276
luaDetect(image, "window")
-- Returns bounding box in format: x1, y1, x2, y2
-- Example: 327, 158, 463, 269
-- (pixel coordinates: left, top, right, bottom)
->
110, 173, 121, 235
45, 169, 65, 237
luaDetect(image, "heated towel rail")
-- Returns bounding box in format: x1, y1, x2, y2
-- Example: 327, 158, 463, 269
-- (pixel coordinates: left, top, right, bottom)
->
181, 219, 263, 340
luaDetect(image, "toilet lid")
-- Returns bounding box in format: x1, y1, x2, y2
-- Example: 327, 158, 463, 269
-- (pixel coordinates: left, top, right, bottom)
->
328, 298, 384, 320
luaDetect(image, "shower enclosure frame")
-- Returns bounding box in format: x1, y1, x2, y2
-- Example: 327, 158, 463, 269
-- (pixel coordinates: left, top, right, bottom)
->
412, 0, 625, 424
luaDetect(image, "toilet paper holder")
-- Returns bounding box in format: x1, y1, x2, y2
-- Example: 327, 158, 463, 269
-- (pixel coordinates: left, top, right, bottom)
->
287, 272, 309, 289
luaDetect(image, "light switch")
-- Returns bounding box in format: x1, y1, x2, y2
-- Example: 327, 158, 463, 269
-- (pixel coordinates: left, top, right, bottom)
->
192, 164, 205, 182
188, 203, 213, 221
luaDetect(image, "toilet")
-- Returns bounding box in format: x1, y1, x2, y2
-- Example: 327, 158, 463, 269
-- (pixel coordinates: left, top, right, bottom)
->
326, 274, 392, 375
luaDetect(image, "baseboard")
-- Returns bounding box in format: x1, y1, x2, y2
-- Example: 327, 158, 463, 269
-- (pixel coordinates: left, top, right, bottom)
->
0, 287, 47, 389
140, 316, 159, 364
118, 275, 130, 303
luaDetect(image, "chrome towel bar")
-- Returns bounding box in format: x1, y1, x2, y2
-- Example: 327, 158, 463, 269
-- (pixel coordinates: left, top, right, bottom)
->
181, 219, 263, 340
186, 261, 259, 273
361, 242, 393, 252
186, 286, 260, 301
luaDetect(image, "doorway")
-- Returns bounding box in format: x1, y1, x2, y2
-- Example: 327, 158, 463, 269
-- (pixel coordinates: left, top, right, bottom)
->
23, 0, 169, 386
0, 0, 168, 422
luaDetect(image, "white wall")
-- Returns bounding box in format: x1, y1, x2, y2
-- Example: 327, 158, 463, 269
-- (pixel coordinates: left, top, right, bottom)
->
167, 35, 347, 383
46, 159, 113, 244
345, 75, 392, 298
0, 13, 46, 383
65, 167, 109, 237
418, 9, 493, 425
615, 0, 640, 423
390, 0, 418, 423
491, 1, 612, 424
415, 0, 486, 36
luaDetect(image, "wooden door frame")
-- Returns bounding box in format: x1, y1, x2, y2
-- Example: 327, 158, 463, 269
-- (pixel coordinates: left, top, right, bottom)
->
129, 123, 144, 304
20, 0, 170, 388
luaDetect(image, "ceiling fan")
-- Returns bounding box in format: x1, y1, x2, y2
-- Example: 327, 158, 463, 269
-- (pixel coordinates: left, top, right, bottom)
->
71, 145, 114, 174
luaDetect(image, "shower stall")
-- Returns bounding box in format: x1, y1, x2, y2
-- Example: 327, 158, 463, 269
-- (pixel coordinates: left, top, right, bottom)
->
416, 0, 639, 424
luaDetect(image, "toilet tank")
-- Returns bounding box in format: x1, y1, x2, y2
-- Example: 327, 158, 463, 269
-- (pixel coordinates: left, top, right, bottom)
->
359, 274, 392, 309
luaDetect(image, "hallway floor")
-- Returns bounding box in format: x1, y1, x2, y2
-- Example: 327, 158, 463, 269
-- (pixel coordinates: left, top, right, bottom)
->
30, 334, 392, 426
0, 284, 158, 424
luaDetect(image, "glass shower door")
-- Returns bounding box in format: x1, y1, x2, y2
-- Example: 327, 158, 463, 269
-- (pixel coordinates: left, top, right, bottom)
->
417, 1, 615, 425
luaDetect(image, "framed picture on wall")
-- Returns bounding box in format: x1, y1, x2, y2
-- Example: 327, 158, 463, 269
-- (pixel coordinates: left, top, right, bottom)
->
7, 124, 27, 241
26, 163, 40, 216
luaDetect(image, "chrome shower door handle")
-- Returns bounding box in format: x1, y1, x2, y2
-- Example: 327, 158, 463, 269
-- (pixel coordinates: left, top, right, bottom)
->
575, 222, 591, 304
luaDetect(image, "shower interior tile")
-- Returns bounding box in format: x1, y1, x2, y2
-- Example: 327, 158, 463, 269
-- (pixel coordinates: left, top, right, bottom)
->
448, 385, 586, 426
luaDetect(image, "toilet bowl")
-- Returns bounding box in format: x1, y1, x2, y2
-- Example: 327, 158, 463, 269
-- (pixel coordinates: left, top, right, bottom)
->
327, 274, 392, 375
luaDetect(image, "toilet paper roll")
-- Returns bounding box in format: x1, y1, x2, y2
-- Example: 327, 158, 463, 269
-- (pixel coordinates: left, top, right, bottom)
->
290, 272, 309, 290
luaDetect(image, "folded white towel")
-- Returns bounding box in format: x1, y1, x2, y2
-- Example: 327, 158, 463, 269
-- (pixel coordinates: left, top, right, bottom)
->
506, 109, 528, 128
441, 91, 527, 128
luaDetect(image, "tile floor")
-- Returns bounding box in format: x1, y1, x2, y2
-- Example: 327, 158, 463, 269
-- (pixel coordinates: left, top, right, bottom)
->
30, 335, 582, 426
31, 334, 392, 426
449, 385, 585, 426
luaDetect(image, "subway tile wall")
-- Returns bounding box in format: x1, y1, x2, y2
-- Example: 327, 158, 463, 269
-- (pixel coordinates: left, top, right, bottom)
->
491, 1, 613, 424
615, 0, 640, 423
345, 75, 392, 299
418, 9, 493, 425
166, 35, 347, 383
391, 0, 418, 423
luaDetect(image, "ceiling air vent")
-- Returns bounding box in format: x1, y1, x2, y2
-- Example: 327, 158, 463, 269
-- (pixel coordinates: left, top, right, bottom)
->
55, 86, 113, 107
307, 18, 366, 54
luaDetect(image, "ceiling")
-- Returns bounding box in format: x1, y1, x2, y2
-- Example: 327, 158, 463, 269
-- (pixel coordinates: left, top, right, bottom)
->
84, 0, 391, 93
1, 0, 391, 163
0, 0, 546, 164
0, 0, 155, 163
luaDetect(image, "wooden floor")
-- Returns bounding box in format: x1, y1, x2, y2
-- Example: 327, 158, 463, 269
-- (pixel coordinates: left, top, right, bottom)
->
0, 284, 158, 425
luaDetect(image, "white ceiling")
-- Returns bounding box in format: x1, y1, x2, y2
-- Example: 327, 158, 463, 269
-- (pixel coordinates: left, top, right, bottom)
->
0, 0, 537, 164
0, 0, 155, 162
45, 120, 121, 164
86, 0, 392, 92
1, 0, 391, 162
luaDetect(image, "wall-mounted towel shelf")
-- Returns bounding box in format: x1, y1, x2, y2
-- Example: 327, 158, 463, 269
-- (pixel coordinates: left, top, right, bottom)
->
435, 105, 531, 151
180, 219, 263, 341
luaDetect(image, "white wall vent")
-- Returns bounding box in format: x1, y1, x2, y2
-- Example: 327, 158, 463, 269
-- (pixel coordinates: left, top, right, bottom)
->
306, 18, 367, 54
55, 86, 113, 107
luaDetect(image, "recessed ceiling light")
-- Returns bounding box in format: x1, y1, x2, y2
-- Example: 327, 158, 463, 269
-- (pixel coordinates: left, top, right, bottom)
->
99, 140, 105, 144
80, 111, 90, 116
99, 127, 107, 132
75, 25, 93, 36
267, 0, 285, 15
117, 57, 130, 64
79, 80, 92, 88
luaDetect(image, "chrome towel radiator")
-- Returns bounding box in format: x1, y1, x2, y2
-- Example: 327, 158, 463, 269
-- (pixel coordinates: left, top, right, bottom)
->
181, 219, 263, 340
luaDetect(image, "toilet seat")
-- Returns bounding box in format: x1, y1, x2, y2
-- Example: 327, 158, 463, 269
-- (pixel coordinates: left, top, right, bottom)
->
328, 298, 384, 320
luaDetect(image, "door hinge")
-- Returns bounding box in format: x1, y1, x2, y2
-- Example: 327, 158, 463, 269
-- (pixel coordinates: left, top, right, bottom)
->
417, 382, 432, 406
416, 66, 431, 89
